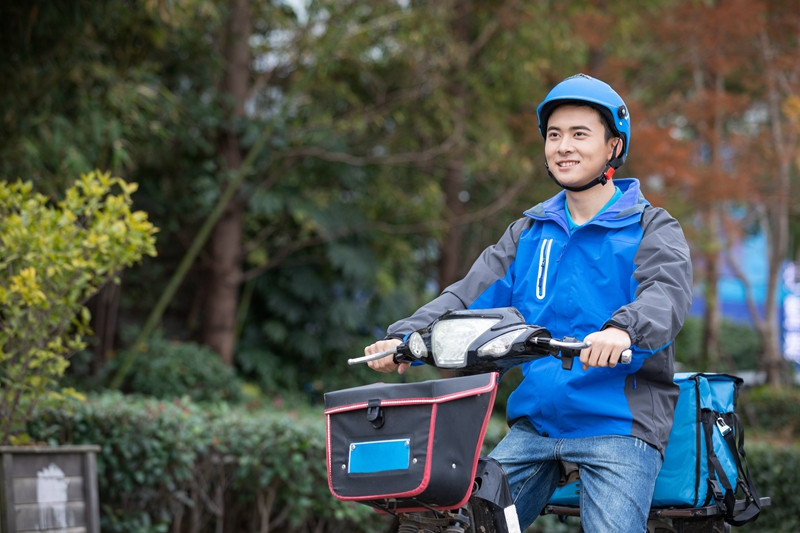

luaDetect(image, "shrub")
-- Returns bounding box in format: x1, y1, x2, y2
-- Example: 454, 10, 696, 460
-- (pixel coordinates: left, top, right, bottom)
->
735, 384, 800, 531
28, 392, 209, 532
743, 441, 800, 532
104, 336, 245, 404
739, 385, 800, 439
0, 172, 156, 445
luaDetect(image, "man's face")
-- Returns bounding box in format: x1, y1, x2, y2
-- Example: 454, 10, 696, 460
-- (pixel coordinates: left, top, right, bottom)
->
544, 105, 620, 190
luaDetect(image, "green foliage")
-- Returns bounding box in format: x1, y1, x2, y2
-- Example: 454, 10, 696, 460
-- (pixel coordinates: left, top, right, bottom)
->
674, 316, 762, 372
736, 383, 800, 530
733, 386, 800, 531
0, 0, 230, 338
0, 1, 225, 188
27, 392, 390, 533
230, 0, 590, 393
104, 336, 244, 404
0, 171, 157, 444
235, 259, 421, 395
29, 393, 209, 532
740, 385, 800, 438
744, 441, 800, 532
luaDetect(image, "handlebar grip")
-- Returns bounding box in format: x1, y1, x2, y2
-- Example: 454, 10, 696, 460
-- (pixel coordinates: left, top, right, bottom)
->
584, 340, 632, 364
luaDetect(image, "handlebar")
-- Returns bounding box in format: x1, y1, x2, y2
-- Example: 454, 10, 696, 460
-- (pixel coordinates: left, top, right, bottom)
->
347, 340, 632, 366
350, 308, 633, 372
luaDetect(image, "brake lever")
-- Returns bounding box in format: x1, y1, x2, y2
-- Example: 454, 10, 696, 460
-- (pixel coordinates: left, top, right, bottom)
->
347, 345, 416, 366
347, 347, 397, 366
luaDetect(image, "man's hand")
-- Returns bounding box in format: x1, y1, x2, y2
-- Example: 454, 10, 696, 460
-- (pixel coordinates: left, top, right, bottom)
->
365, 338, 409, 374
580, 327, 632, 370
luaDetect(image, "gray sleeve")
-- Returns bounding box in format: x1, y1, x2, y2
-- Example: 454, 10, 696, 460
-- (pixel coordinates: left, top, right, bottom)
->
385, 217, 530, 339
605, 207, 693, 350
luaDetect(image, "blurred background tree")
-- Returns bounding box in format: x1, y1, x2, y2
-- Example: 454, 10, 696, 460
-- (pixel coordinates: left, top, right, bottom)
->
1, 0, 799, 395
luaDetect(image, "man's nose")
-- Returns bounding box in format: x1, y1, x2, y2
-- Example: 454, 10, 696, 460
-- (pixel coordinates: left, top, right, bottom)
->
558, 137, 574, 153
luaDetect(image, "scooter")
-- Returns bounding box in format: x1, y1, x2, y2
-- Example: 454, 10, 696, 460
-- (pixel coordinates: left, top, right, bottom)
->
324, 306, 631, 533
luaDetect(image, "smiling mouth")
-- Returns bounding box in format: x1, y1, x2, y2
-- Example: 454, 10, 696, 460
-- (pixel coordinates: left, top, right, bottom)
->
557, 161, 579, 168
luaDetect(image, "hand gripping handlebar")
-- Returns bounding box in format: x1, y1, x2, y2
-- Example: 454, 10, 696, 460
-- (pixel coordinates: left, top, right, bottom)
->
347, 340, 632, 366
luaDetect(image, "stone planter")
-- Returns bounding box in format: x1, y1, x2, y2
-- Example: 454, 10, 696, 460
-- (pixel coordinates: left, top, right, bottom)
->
0, 445, 100, 533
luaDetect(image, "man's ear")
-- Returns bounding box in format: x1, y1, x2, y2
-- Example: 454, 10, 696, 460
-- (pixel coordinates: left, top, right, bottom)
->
609, 137, 622, 158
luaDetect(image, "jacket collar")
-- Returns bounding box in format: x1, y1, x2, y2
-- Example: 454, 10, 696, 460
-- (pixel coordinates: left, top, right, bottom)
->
525, 178, 649, 229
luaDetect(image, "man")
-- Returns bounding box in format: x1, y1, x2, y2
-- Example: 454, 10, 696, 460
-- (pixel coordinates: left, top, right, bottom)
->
365, 74, 693, 532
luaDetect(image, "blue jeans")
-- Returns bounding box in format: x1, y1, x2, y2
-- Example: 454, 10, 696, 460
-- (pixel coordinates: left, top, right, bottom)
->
488, 418, 662, 532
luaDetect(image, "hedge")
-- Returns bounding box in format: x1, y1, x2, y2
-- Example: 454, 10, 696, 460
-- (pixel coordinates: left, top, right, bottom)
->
26, 391, 799, 533
27, 393, 391, 533
744, 441, 800, 532
740, 385, 800, 438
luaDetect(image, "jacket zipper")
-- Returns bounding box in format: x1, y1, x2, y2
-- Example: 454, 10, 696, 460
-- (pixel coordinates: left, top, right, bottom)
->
536, 238, 553, 300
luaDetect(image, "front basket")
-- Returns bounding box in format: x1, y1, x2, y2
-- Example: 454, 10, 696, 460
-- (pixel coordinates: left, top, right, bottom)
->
325, 372, 498, 512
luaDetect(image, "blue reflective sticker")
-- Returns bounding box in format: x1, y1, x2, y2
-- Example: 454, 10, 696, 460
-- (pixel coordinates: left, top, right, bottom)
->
348, 438, 410, 474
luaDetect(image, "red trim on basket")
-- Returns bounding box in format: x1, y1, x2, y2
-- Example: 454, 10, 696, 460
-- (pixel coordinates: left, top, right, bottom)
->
323, 373, 498, 415
326, 414, 335, 496
382, 382, 499, 513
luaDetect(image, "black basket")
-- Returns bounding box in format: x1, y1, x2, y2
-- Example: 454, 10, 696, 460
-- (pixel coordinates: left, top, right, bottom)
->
325, 372, 497, 512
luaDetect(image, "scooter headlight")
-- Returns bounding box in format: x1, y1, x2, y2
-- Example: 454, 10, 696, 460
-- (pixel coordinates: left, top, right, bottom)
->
431, 317, 499, 368
477, 328, 527, 357
407, 331, 428, 359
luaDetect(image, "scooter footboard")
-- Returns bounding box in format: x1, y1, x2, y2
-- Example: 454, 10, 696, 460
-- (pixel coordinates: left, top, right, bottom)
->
324, 373, 498, 512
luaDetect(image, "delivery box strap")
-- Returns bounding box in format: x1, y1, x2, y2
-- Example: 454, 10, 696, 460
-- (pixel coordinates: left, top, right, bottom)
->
700, 409, 762, 526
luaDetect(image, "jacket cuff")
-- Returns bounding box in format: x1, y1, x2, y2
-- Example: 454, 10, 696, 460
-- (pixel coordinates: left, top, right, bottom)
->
603, 319, 637, 345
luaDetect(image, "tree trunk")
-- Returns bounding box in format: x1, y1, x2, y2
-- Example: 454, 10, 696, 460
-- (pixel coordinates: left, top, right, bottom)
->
89, 281, 120, 373
203, 0, 251, 365
760, 29, 793, 386
439, 156, 467, 288
437, 2, 470, 289
700, 76, 729, 372
701, 234, 722, 370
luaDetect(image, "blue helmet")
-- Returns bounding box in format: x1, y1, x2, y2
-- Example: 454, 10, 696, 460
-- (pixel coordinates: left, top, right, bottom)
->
536, 74, 630, 168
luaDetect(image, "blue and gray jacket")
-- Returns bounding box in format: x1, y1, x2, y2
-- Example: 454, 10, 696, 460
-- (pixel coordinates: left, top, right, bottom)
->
386, 178, 693, 455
